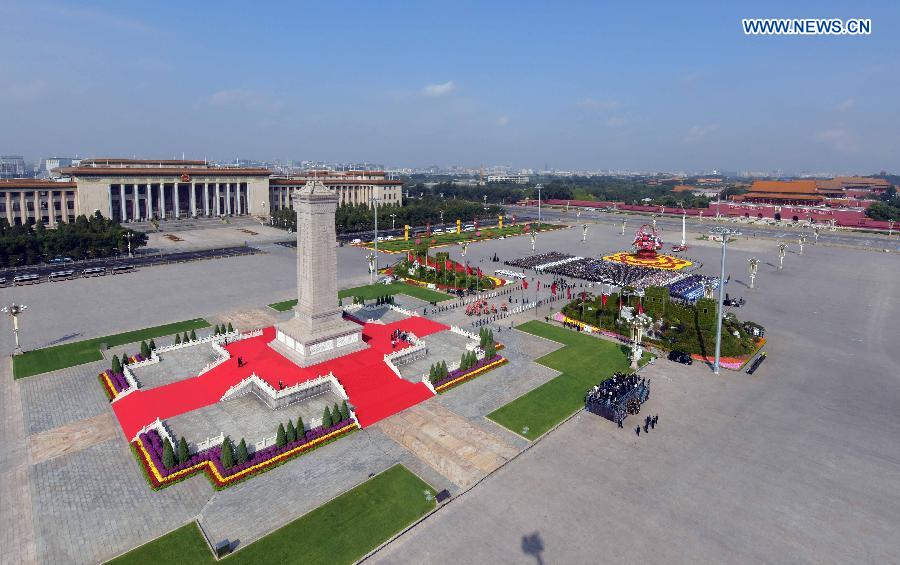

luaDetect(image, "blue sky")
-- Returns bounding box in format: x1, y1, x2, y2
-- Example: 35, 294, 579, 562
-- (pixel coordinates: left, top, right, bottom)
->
2, 0, 898, 173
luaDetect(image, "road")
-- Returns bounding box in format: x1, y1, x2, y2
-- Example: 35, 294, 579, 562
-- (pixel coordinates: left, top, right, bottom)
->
0, 246, 260, 286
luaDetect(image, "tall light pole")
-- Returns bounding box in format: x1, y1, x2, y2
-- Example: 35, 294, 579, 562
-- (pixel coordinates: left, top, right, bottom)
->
122, 231, 134, 257
530, 229, 536, 252
389, 213, 397, 230
798, 234, 806, 255
778, 242, 788, 270
713, 228, 738, 375
370, 196, 381, 284
680, 204, 687, 247
748, 257, 759, 289
2, 303, 28, 355
582, 223, 588, 243
889, 219, 895, 237
813, 225, 820, 244
535, 184, 543, 223
620, 218, 627, 236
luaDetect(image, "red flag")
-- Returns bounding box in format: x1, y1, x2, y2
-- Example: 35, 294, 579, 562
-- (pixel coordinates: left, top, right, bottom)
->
551, 282, 557, 295
407, 251, 413, 262
445, 259, 452, 271
601, 294, 608, 306
581, 291, 587, 301
522, 280, 528, 289
637, 299, 644, 315
537, 280, 541, 290
477, 268, 482, 278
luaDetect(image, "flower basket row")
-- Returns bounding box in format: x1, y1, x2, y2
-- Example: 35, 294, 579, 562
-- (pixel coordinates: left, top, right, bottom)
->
134, 420, 358, 490
433, 355, 508, 393
99, 370, 127, 398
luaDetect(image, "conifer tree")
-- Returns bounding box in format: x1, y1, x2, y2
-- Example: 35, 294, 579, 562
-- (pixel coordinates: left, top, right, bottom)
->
221, 436, 234, 468
162, 438, 175, 469
111, 355, 122, 373
236, 439, 248, 464
174, 334, 181, 345
149, 338, 156, 351
286, 419, 297, 443
323, 406, 333, 428
333, 402, 342, 424
178, 436, 189, 464
341, 400, 350, 421
227, 322, 234, 333
140, 341, 149, 358
296, 415, 305, 436
276, 423, 286, 447
190, 329, 197, 341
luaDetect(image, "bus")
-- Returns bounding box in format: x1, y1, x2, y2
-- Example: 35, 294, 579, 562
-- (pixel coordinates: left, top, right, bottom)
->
82, 267, 106, 277
13, 274, 40, 284
48, 270, 76, 280
112, 265, 135, 274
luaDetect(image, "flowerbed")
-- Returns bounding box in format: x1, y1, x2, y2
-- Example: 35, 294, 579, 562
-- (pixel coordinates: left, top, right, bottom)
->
99, 369, 127, 399
134, 420, 358, 490
553, 312, 764, 370
433, 355, 508, 393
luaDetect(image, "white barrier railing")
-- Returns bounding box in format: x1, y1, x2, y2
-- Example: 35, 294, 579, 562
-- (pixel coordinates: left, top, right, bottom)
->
196, 432, 224, 452
132, 417, 175, 444
450, 325, 479, 340
388, 304, 420, 317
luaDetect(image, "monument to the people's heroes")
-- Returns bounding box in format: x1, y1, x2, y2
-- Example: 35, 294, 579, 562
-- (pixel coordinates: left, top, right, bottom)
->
269, 180, 367, 366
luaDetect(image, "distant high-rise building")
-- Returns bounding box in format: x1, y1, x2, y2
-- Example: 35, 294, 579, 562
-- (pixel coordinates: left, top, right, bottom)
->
41, 157, 76, 178
0, 155, 28, 179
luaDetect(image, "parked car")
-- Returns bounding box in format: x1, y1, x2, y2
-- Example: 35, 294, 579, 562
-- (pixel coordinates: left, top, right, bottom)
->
48, 256, 74, 264
351, 238, 362, 244
668, 350, 693, 365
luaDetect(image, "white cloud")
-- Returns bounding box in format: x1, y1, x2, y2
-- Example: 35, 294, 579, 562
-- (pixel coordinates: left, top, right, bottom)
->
606, 116, 627, 127
0, 79, 49, 102
815, 128, 859, 154
208, 89, 283, 112
496, 115, 510, 126
683, 123, 719, 143
577, 98, 619, 111
422, 81, 455, 97
834, 98, 856, 111
680, 71, 702, 84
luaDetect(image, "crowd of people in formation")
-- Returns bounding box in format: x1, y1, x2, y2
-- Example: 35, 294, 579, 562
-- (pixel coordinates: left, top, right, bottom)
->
543, 257, 682, 288
504, 251, 574, 270
390, 329, 411, 350
636, 414, 659, 436
585, 372, 651, 427
666, 273, 719, 301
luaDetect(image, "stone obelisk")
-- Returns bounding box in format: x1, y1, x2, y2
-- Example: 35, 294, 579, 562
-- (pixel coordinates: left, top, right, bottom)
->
270, 180, 366, 366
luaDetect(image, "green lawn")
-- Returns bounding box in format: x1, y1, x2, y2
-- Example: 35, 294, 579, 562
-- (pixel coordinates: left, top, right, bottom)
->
488, 321, 632, 440
269, 282, 452, 311
107, 464, 436, 565
363, 223, 563, 252
12, 318, 210, 379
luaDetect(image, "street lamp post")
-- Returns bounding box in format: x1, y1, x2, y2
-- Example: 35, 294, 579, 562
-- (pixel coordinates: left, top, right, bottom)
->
620, 218, 627, 236
390, 213, 397, 230
748, 257, 759, 289
370, 197, 381, 284
713, 228, 737, 375
123, 231, 134, 257
889, 219, 895, 237
536, 184, 543, 223
813, 225, 820, 244
582, 223, 588, 243
630, 312, 652, 370
2, 303, 28, 355
778, 242, 788, 270
798, 235, 806, 255
530, 230, 536, 252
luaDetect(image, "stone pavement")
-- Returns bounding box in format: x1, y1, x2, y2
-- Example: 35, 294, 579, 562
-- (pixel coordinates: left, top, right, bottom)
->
19, 361, 110, 435
28, 412, 118, 465
376, 401, 518, 489
0, 360, 37, 565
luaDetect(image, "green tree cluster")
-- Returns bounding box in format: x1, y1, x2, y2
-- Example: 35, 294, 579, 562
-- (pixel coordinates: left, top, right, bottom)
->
0, 212, 149, 267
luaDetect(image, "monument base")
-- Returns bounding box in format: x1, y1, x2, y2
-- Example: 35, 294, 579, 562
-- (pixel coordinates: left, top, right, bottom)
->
269, 316, 367, 368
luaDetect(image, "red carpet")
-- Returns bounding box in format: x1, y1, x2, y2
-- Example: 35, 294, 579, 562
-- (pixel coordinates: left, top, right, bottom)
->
113, 316, 448, 439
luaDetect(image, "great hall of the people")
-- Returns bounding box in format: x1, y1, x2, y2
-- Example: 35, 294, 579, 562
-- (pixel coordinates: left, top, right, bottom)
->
0, 158, 403, 226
